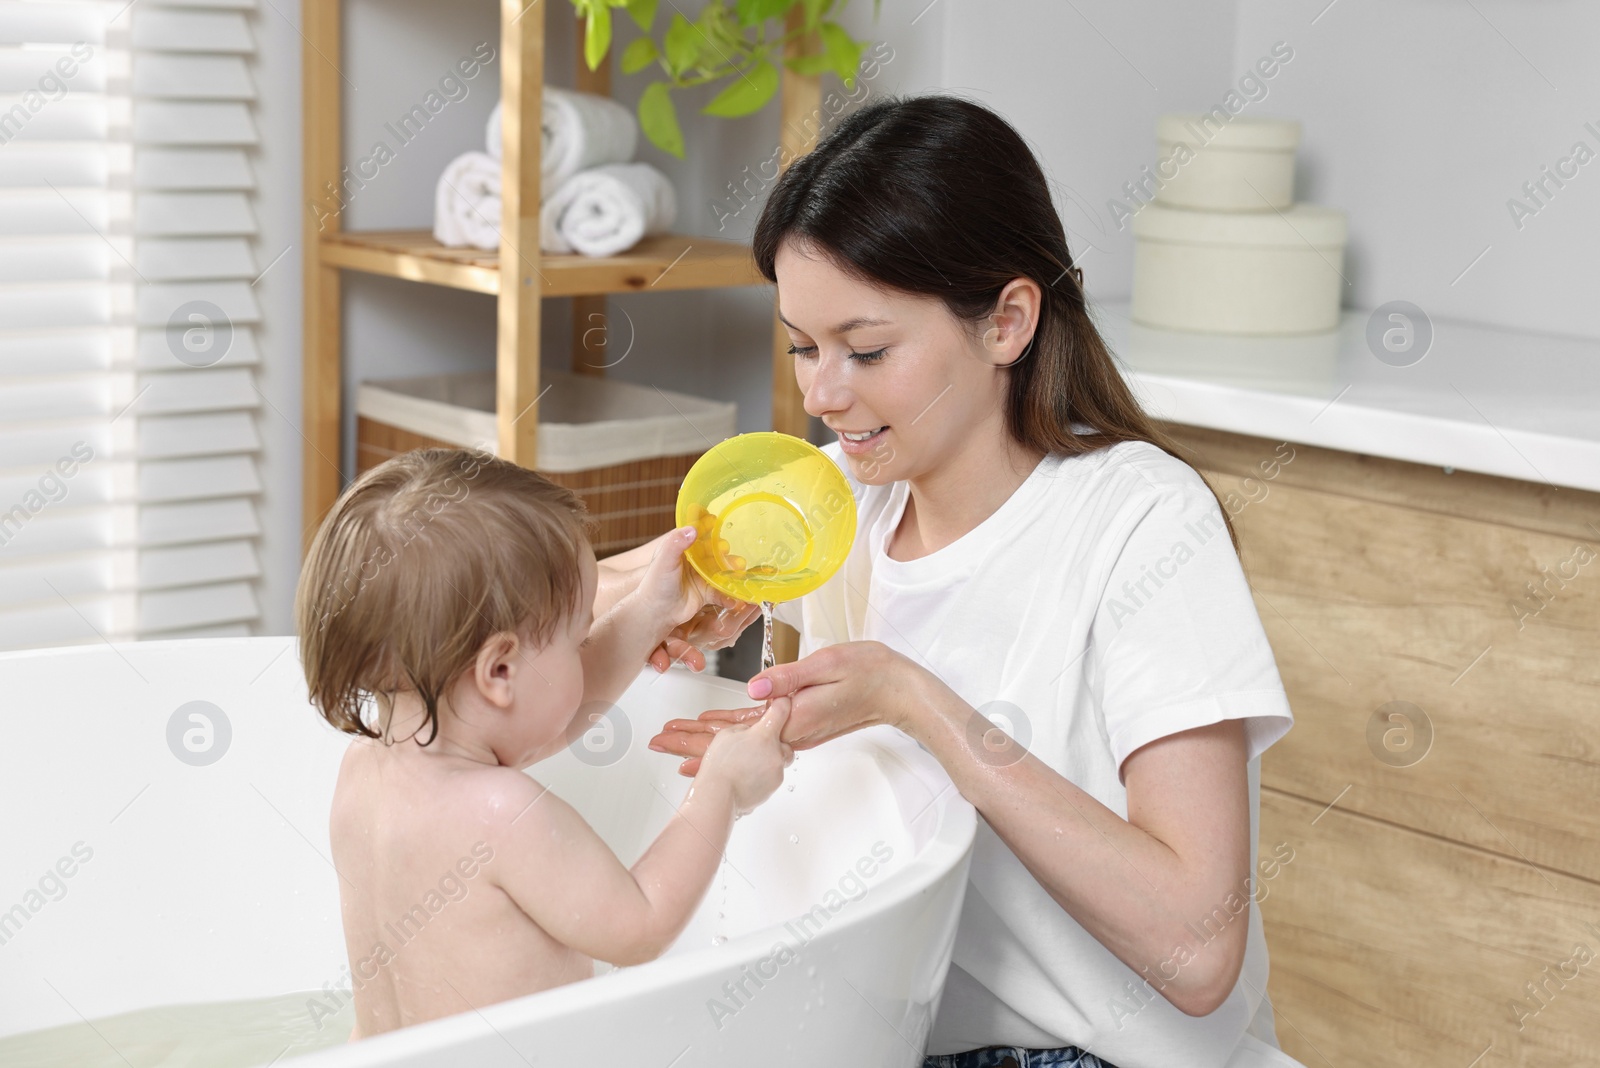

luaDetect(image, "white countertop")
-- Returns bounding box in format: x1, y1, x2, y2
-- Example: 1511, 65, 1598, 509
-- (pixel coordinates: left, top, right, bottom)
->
1092, 300, 1600, 495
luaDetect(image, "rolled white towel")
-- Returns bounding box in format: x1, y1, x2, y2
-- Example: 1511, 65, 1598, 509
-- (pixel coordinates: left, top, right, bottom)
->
432, 150, 502, 250
539, 162, 677, 258
487, 87, 638, 190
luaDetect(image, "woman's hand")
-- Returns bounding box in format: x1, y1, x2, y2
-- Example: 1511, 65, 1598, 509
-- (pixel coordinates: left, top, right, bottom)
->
624, 526, 704, 627
600, 528, 760, 673
647, 641, 931, 775
645, 601, 763, 673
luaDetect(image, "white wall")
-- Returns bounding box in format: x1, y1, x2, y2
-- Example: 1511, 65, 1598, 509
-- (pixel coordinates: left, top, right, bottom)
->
253, 0, 1594, 634
938, 0, 1597, 339
1232, 0, 1598, 338
941, 0, 1242, 304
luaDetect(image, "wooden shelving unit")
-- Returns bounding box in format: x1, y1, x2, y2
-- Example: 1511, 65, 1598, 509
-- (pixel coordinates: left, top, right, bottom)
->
300, 0, 821, 547
316, 231, 766, 298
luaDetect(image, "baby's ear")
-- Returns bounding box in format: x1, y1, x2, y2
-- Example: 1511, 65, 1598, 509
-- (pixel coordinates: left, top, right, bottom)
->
470, 631, 521, 708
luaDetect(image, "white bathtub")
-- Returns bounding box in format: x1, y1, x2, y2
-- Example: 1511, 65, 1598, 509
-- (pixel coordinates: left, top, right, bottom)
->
0, 637, 974, 1066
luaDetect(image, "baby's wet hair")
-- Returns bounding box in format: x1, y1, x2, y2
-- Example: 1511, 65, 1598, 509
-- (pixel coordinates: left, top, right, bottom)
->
295, 447, 596, 744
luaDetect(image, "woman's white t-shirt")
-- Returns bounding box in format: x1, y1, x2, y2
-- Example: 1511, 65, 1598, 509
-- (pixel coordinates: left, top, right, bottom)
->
773, 438, 1302, 1068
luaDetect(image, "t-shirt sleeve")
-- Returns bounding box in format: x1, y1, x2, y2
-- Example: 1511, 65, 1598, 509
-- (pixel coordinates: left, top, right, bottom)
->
1086, 464, 1294, 781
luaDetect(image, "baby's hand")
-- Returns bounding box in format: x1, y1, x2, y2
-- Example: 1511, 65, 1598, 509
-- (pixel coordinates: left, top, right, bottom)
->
696, 696, 793, 817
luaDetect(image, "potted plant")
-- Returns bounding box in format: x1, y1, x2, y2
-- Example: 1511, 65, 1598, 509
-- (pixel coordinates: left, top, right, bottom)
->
568, 0, 880, 157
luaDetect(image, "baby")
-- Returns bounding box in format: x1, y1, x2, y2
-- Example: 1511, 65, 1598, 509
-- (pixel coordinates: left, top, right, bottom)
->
294, 447, 790, 1040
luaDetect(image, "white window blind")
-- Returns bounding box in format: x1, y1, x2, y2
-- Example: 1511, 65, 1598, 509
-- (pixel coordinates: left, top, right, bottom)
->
0, 0, 262, 649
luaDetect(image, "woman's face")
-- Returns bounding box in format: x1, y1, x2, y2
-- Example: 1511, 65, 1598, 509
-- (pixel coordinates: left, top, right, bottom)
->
773, 239, 1029, 486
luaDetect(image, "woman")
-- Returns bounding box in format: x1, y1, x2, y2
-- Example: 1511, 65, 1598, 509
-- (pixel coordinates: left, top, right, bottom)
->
611, 95, 1302, 1068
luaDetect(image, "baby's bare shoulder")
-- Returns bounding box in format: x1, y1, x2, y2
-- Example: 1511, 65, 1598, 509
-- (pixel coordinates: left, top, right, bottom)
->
451, 763, 581, 836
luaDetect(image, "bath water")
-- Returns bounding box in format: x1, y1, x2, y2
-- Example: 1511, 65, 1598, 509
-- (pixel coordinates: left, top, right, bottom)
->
758, 599, 801, 776
712, 848, 734, 946
759, 600, 776, 674
0, 989, 354, 1067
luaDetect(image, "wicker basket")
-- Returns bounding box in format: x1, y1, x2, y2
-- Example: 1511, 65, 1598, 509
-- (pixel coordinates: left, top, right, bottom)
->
355, 370, 737, 558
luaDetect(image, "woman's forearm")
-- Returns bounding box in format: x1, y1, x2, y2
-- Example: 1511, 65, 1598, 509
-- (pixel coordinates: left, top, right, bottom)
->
900, 675, 1251, 1016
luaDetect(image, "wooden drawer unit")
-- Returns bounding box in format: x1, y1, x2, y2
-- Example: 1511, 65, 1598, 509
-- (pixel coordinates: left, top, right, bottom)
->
1164, 423, 1600, 1067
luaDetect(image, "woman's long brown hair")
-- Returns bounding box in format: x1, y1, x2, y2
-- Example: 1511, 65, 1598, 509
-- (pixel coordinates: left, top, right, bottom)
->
750, 93, 1239, 554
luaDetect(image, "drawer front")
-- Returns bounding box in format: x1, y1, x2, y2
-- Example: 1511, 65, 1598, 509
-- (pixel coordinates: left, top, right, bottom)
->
1203, 468, 1600, 881
1261, 790, 1600, 1067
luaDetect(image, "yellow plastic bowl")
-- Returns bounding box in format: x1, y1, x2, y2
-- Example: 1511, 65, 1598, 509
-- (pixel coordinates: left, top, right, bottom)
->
675, 431, 857, 605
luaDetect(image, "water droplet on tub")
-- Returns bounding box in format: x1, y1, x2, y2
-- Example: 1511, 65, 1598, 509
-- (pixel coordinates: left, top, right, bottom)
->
806, 966, 816, 977
711, 934, 726, 945
789, 834, 799, 844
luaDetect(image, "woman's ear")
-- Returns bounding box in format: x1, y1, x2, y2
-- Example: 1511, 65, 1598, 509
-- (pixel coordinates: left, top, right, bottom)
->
979, 275, 1043, 367
470, 631, 522, 709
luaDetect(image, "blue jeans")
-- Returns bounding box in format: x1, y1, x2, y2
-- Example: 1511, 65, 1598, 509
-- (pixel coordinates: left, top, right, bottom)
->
923, 1046, 1117, 1068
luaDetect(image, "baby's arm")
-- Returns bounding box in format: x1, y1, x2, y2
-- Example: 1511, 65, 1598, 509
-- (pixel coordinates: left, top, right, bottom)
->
484, 699, 791, 966
483, 766, 735, 965
581, 585, 671, 710
581, 527, 696, 707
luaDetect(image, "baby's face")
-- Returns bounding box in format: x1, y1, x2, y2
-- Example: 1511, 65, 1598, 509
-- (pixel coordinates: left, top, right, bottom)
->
501, 548, 597, 766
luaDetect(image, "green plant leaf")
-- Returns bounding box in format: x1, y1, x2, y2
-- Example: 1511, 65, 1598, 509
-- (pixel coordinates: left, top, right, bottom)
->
621, 35, 658, 74
663, 12, 699, 77
692, 7, 727, 70
623, 0, 657, 32
585, 4, 613, 70
639, 80, 685, 158
701, 57, 778, 117
735, 0, 790, 27
704, 3, 744, 52
782, 52, 831, 76
818, 20, 862, 88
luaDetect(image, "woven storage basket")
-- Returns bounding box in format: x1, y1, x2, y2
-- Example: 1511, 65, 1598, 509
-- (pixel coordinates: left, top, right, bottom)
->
356, 370, 737, 558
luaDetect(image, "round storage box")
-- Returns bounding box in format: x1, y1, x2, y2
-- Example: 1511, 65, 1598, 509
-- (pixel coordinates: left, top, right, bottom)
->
1130, 201, 1347, 335
1154, 114, 1301, 212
